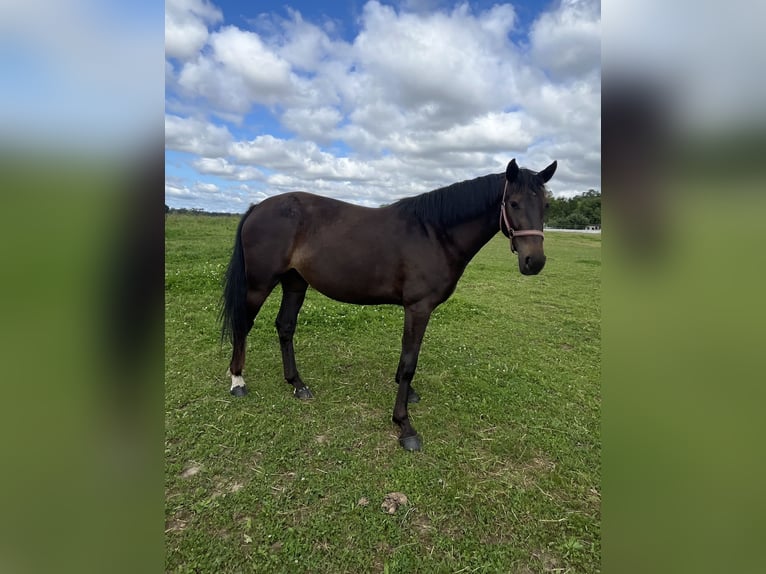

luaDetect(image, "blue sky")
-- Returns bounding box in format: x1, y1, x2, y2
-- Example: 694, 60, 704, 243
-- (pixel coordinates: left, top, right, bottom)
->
165, 0, 601, 212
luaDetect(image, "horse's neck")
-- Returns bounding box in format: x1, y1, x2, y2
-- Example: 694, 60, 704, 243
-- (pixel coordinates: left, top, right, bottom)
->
443, 207, 501, 267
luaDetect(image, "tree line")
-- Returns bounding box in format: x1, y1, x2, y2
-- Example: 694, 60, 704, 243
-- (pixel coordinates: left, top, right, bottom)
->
165, 205, 235, 217
545, 189, 600, 229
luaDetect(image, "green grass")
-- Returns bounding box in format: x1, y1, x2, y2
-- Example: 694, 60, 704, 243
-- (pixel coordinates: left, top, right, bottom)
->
166, 214, 600, 573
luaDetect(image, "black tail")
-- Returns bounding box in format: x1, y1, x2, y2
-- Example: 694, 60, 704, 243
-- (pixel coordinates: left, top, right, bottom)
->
219, 206, 255, 346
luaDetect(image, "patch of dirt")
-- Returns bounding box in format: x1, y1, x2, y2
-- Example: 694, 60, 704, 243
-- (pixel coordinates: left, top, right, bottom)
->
180, 463, 201, 478
509, 455, 557, 489
209, 477, 247, 499
164, 516, 188, 533
526, 455, 556, 473
357, 497, 369, 506
411, 509, 431, 534
531, 549, 561, 572
481, 531, 515, 545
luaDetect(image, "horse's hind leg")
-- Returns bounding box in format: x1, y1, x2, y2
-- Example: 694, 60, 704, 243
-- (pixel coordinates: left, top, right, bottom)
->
275, 270, 312, 399
229, 288, 272, 396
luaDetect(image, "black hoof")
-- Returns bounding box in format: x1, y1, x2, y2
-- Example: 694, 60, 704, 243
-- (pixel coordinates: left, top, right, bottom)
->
293, 386, 314, 400
407, 388, 421, 404
230, 386, 247, 397
399, 434, 422, 452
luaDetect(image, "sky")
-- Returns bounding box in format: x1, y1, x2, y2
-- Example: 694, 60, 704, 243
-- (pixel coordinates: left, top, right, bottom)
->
165, 0, 601, 213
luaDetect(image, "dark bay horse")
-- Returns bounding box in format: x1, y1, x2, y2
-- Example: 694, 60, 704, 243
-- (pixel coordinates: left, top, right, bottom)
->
220, 158, 557, 451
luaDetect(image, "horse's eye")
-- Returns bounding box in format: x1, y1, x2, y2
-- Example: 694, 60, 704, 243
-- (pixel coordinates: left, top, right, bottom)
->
510, 201, 520, 209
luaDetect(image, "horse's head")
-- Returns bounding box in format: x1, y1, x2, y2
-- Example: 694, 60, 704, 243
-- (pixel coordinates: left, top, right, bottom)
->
501, 158, 557, 275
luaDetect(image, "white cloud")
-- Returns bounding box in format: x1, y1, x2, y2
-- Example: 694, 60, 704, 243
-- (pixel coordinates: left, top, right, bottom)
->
281, 106, 344, 141
275, 9, 340, 72
352, 1, 519, 119
530, 0, 600, 81
195, 182, 219, 193
211, 27, 293, 95
177, 26, 295, 114
383, 111, 534, 157
165, 114, 232, 156
230, 135, 327, 169
192, 156, 236, 176
165, 0, 222, 61
165, 180, 193, 198
193, 156, 265, 181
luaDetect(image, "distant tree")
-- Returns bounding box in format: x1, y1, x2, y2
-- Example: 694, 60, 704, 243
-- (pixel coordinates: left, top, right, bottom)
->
561, 211, 590, 229
545, 189, 600, 229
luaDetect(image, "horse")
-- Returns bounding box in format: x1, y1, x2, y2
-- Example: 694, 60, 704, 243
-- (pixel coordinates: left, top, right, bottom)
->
219, 158, 557, 451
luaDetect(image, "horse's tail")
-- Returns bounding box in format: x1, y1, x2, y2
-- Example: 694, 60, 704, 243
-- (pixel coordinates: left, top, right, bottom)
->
219, 206, 255, 346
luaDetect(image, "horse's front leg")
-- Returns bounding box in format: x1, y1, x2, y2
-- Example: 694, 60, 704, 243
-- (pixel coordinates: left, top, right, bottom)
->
395, 362, 421, 403
393, 305, 432, 451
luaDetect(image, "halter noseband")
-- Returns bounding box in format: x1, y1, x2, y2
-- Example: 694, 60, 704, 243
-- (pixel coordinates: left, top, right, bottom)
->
499, 181, 545, 253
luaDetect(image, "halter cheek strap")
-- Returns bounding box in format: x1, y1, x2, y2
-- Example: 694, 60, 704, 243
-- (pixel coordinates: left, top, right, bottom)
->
499, 181, 545, 254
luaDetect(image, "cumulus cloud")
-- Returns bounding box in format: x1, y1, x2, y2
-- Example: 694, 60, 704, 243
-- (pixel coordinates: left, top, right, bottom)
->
353, 1, 519, 119
210, 27, 293, 95
281, 106, 344, 141
165, 0, 222, 61
530, 0, 600, 81
193, 157, 265, 181
177, 26, 296, 114
230, 135, 328, 169
383, 112, 534, 157
192, 156, 236, 176
165, 114, 232, 156
195, 182, 219, 193
274, 9, 341, 72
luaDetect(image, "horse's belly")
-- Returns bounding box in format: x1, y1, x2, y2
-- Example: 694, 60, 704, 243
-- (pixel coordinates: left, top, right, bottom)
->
293, 258, 402, 305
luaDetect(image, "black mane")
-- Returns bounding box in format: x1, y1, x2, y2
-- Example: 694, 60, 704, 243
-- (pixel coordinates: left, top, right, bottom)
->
392, 173, 505, 229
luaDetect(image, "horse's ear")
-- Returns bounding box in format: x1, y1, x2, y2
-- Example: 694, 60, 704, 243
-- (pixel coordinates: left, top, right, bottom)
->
506, 159, 519, 182
538, 160, 557, 183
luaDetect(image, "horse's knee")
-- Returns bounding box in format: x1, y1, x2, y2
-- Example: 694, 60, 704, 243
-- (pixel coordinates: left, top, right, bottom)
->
275, 317, 296, 342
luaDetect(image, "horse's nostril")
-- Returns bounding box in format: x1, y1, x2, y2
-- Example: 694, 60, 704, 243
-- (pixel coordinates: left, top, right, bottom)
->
524, 256, 531, 267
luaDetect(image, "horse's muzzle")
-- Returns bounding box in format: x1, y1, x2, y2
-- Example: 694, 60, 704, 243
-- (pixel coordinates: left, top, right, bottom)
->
520, 253, 546, 275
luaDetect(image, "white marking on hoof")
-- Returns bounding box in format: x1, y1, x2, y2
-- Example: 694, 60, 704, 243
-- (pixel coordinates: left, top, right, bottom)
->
230, 375, 246, 391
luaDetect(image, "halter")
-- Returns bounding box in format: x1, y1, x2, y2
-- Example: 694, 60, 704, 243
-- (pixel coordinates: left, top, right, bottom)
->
499, 181, 545, 253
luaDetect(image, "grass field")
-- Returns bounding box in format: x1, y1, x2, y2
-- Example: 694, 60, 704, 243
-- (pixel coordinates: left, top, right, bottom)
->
165, 213, 600, 573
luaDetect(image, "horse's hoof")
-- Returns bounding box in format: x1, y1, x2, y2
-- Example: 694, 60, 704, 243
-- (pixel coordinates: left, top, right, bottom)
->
230, 386, 247, 397
407, 388, 421, 404
294, 386, 314, 400
399, 434, 422, 452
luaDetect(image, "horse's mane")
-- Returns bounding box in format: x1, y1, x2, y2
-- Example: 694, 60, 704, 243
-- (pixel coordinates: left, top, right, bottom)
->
392, 172, 506, 229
